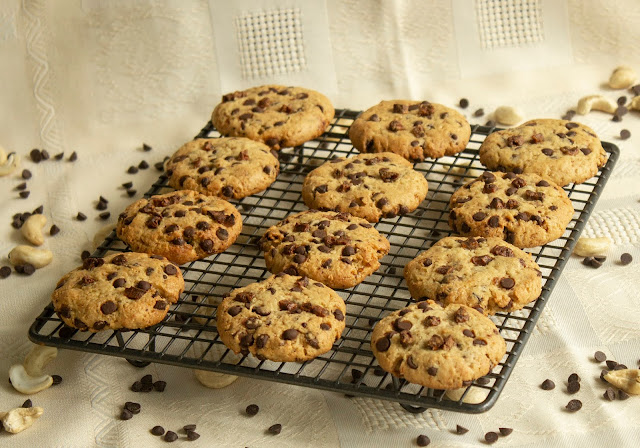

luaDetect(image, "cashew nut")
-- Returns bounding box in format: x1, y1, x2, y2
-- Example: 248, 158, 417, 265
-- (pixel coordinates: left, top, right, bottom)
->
8, 245, 53, 269
0, 147, 20, 177
1, 407, 44, 434
609, 65, 637, 89
23, 345, 58, 377
604, 369, 640, 395
573, 237, 611, 257
493, 106, 523, 126
629, 96, 640, 111
8, 365, 53, 394
576, 95, 617, 115
445, 386, 489, 404
21, 214, 47, 246
194, 369, 238, 389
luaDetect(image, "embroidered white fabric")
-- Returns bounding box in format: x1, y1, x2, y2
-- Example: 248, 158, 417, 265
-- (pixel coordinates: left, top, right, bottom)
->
0, 0, 639, 447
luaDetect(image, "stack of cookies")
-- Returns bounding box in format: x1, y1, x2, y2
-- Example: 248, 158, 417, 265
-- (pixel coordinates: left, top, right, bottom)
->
50, 87, 606, 393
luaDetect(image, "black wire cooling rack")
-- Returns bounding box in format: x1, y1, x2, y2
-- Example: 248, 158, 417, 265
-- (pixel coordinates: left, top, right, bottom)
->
29, 109, 619, 414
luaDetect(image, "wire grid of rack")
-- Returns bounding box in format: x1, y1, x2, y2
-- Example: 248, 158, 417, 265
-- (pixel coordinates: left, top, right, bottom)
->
29, 109, 619, 413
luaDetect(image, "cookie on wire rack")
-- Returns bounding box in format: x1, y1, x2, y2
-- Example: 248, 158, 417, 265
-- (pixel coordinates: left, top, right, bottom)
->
211, 85, 335, 150
301, 152, 429, 222
371, 300, 506, 390
348, 100, 471, 161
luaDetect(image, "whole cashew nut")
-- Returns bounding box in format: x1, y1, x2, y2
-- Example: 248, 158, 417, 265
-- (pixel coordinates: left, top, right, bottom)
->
576, 95, 617, 115
629, 96, 640, 111
604, 369, 640, 395
194, 369, 238, 389
23, 345, 58, 377
8, 365, 53, 394
609, 65, 637, 89
573, 237, 611, 257
21, 214, 47, 246
0, 147, 20, 177
445, 386, 489, 404
1, 407, 44, 434
493, 106, 523, 126
8, 245, 53, 269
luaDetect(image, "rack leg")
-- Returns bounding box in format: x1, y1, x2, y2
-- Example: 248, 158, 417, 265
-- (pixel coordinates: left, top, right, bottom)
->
391, 377, 428, 414
115, 332, 153, 368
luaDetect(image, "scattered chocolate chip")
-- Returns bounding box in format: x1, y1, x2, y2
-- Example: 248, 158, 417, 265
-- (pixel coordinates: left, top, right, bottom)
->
541, 379, 555, 390
151, 426, 165, 436
459, 98, 469, 108
620, 129, 631, 140
485, 431, 499, 444
21, 399, 32, 408
618, 390, 630, 400
99, 211, 111, 220
187, 430, 200, 441
120, 409, 133, 420
22, 169, 32, 179
164, 431, 178, 442
16, 263, 35, 275
138, 160, 149, 169
565, 399, 582, 412
603, 387, 616, 401
76, 212, 87, 221
473, 108, 484, 117
594, 351, 606, 362
499, 428, 513, 436
80, 250, 91, 260
183, 424, 197, 432
0, 266, 11, 279
69, 151, 78, 162
568, 373, 580, 383
606, 360, 618, 370
125, 401, 141, 414
567, 381, 580, 394
19, 191, 30, 199
246, 404, 259, 416
417, 434, 431, 446
620, 253, 632, 265
52, 374, 62, 385
127, 166, 138, 174
268, 424, 282, 435
153, 381, 166, 392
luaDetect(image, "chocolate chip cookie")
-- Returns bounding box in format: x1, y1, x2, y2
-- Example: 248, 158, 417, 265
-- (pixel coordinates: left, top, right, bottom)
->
211, 85, 335, 150
216, 273, 346, 362
348, 100, 471, 161
52, 252, 184, 332
301, 152, 429, 222
371, 300, 506, 390
448, 171, 574, 248
117, 190, 242, 265
479, 119, 607, 186
164, 137, 280, 199
260, 210, 390, 289
404, 236, 542, 315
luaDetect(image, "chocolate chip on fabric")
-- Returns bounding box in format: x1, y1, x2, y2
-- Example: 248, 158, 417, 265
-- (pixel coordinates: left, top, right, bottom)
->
620, 253, 633, 265
606, 360, 618, 370
187, 430, 200, 441
0, 266, 11, 279
125, 402, 141, 414
568, 373, 581, 383
567, 381, 580, 394
540, 379, 555, 390
76, 212, 87, 221
120, 409, 133, 420
151, 426, 165, 436
594, 351, 606, 362
618, 390, 630, 400
417, 434, 431, 446
246, 404, 259, 416
565, 399, 582, 412
603, 387, 617, 401
164, 431, 178, 442
22, 399, 33, 408
455, 425, 469, 435
69, 151, 78, 162
268, 424, 282, 435
485, 432, 499, 444
499, 428, 513, 436
458, 98, 469, 108
52, 375, 63, 385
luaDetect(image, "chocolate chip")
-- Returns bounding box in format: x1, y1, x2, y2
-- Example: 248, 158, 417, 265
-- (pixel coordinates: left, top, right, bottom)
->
618, 390, 630, 400
620, 253, 633, 265
245, 403, 260, 416
76, 212, 87, 221
568, 373, 581, 383
16, 263, 36, 275
164, 431, 178, 442
125, 401, 141, 414
603, 387, 616, 401
458, 98, 469, 108
455, 425, 468, 435
0, 266, 11, 279
499, 277, 515, 289
268, 424, 282, 435
216, 228, 229, 240
375, 337, 391, 352
120, 409, 133, 420
485, 432, 499, 444
594, 351, 606, 363
21, 399, 33, 408
417, 434, 431, 446
567, 381, 580, 394
472, 212, 486, 221
51, 374, 62, 385
151, 426, 165, 436
221, 186, 233, 197
499, 427, 513, 436
565, 399, 582, 412
68, 151, 78, 162
606, 359, 618, 370
164, 264, 178, 275
101, 301, 117, 314
153, 380, 166, 392
473, 108, 484, 117
187, 430, 200, 441
282, 329, 298, 340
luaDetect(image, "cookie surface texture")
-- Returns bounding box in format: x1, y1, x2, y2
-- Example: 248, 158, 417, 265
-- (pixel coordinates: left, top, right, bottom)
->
348, 100, 471, 161
301, 152, 429, 222
404, 236, 542, 315
371, 300, 506, 389
117, 190, 242, 265
448, 171, 573, 248
260, 210, 390, 289
164, 137, 280, 199
211, 85, 335, 150
52, 252, 184, 332
479, 119, 607, 186
217, 273, 346, 362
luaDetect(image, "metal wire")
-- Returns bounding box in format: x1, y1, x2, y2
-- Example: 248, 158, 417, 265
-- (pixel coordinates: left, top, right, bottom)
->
29, 109, 619, 413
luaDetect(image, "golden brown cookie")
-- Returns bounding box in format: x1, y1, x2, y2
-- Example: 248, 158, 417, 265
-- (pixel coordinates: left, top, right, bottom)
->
301, 152, 429, 222
260, 210, 390, 289
448, 171, 574, 248
404, 236, 542, 315
348, 100, 471, 161
52, 252, 184, 332
479, 119, 607, 186
216, 273, 346, 362
211, 85, 335, 150
164, 137, 280, 200
116, 190, 242, 265
371, 300, 506, 390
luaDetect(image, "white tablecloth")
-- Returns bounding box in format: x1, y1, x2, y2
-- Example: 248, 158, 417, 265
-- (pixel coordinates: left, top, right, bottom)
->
1, 1, 639, 446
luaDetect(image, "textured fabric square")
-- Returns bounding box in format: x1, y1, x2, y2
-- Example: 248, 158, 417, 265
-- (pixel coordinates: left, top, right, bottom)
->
235, 8, 306, 79
475, 0, 544, 49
